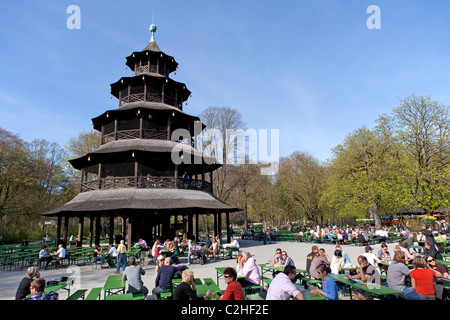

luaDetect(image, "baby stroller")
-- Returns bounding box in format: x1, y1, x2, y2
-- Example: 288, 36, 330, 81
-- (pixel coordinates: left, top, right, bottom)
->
190, 247, 207, 265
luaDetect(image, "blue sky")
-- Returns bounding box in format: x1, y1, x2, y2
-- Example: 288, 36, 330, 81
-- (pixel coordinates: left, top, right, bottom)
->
1, 1, 450, 163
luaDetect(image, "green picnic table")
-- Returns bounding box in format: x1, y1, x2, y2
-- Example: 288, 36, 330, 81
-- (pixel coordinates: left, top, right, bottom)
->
103, 274, 126, 299
292, 285, 326, 300
105, 292, 146, 300
195, 284, 221, 299
330, 274, 403, 300
257, 264, 306, 277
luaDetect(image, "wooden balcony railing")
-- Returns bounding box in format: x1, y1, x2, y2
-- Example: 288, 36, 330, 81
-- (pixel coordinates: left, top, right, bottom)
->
80, 175, 212, 193
119, 92, 181, 108
101, 128, 169, 144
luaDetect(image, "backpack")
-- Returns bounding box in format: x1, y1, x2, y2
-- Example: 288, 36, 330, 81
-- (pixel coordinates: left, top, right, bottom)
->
42, 291, 59, 300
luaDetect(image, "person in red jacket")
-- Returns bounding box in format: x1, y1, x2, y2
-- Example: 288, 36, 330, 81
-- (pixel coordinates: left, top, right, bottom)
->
221, 267, 246, 300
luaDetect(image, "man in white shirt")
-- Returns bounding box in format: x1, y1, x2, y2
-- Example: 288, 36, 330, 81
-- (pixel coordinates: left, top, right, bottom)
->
362, 246, 381, 273
107, 244, 118, 268
224, 237, 240, 258
54, 244, 66, 269
266, 265, 304, 300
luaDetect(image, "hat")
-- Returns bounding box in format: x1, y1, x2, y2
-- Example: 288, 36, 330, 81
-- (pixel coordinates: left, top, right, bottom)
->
365, 246, 373, 251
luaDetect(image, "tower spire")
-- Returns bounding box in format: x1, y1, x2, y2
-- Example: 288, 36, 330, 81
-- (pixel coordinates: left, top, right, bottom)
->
150, 9, 157, 43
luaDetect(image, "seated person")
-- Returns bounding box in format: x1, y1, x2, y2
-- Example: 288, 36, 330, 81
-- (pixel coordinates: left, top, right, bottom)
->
237, 251, 261, 289
106, 244, 118, 268
310, 264, 338, 300
23, 278, 58, 300
220, 267, 246, 300
174, 269, 210, 300
266, 265, 304, 300
122, 256, 148, 297
346, 255, 381, 300
152, 257, 187, 300
39, 246, 52, 269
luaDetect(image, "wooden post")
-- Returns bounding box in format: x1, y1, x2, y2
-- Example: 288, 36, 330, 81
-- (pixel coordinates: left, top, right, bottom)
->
214, 213, 218, 238
77, 216, 84, 247
98, 163, 102, 189
95, 215, 101, 247
56, 216, 62, 246
89, 216, 94, 247
195, 213, 199, 242
127, 217, 132, 251
63, 216, 69, 248
109, 213, 114, 246
226, 212, 230, 243
167, 116, 172, 141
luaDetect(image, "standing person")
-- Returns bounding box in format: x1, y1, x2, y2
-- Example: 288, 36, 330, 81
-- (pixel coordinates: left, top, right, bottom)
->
220, 267, 246, 300
237, 251, 261, 290
410, 255, 438, 300
23, 278, 58, 300
116, 240, 127, 273
330, 250, 345, 275
15, 267, 40, 300
310, 264, 339, 300
174, 269, 210, 300
122, 256, 148, 297
306, 246, 319, 274
266, 265, 304, 300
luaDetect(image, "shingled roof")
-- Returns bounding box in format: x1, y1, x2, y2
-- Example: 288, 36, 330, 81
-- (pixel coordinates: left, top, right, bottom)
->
40, 188, 239, 216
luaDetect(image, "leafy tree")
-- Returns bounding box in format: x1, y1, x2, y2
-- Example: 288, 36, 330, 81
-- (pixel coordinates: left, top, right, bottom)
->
275, 152, 327, 226
392, 94, 450, 214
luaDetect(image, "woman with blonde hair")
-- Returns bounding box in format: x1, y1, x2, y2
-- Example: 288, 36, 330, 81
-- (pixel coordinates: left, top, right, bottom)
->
15, 267, 40, 300
174, 269, 210, 300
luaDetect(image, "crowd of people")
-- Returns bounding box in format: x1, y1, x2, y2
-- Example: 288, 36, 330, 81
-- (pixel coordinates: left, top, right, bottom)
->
10, 219, 450, 301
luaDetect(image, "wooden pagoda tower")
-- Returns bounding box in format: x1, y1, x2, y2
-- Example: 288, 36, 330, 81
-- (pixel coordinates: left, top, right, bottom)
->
41, 24, 238, 248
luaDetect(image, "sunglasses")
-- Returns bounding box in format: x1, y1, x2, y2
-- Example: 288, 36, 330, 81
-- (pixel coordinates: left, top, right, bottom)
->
427, 259, 434, 262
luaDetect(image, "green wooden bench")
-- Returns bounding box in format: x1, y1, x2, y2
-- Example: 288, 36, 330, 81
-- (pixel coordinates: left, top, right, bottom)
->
105, 292, 146, 300
246, 293, 265, 300
67, 289, 87, 300
132, 292, 146, 300
85, 287, 102, 300
160, 291, 172, 300
261, 276, 272, 289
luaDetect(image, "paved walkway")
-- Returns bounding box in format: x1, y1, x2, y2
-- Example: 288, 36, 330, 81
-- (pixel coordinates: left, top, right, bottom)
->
0, 238, 397, 300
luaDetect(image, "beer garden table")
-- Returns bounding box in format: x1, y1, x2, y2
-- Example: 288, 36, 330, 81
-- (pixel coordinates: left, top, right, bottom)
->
330, 274, 403, 300
103, 274, 126, 299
